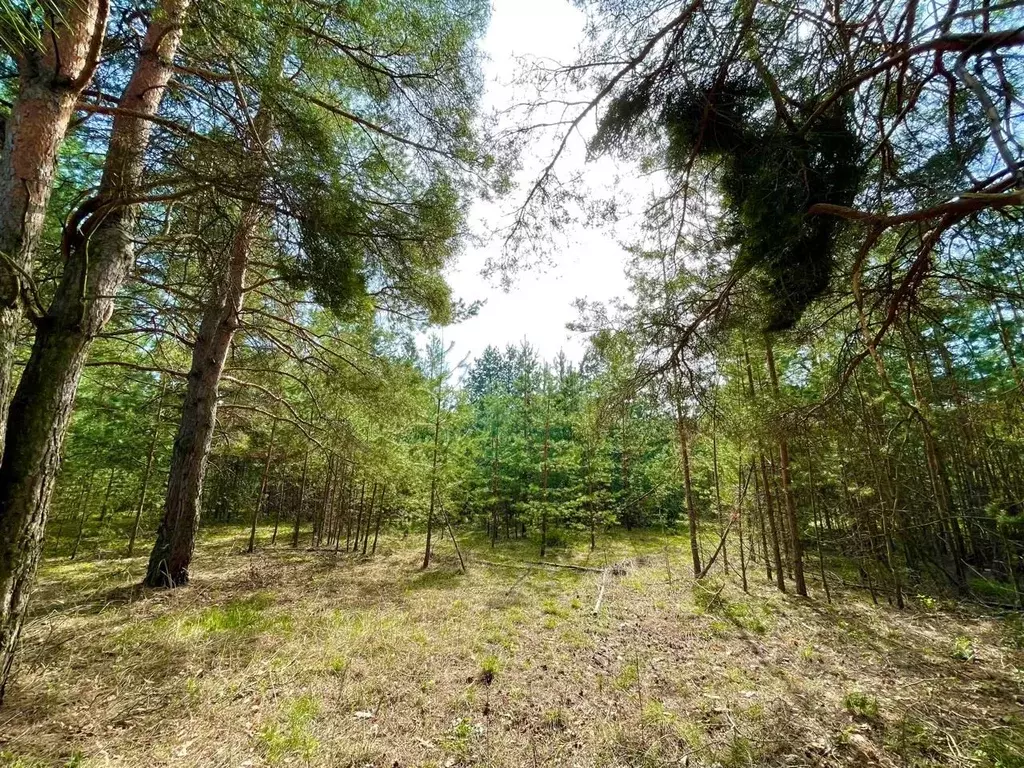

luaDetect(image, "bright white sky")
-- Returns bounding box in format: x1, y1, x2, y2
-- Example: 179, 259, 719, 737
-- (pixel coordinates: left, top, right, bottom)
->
440, 0, 637, 366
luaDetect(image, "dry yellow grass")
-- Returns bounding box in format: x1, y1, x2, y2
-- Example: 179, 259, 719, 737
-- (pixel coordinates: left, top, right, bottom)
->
1, 526, 1022, 767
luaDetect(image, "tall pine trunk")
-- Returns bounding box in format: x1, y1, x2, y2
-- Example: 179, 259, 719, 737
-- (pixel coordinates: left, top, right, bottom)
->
292, 447, 310, 548
145, 197, 263, 586
743, 338, 784, 591
0, 0, 107, 454
0, 0, 186, 704
145, 68, 271, 587
540, 393, 550, 558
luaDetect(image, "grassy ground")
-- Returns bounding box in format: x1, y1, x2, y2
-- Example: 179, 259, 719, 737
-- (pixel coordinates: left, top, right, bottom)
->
1, 525, 1023, 767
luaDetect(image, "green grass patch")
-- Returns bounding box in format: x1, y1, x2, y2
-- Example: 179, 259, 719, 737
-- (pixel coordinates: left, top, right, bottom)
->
970, 716, 1024, 768
693, 580, 727, 614
541, 598, 569, 617
184, 593, 278, 635
843, 690, 880, 721
722, 599, 772, 634
951, 635, 976, 661
442, 717, 483, 761
1004, 615, 1024, 650
0, 751, 49, 768
478, 653, 500, 684
258, 695, 320, 764
614, 659, 640, 691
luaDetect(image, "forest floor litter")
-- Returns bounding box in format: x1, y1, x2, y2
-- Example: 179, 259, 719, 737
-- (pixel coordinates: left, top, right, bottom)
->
1, 527, 1022, 767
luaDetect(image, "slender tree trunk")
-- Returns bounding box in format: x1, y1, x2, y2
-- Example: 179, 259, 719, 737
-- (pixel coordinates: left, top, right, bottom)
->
362, 482, 376, 556
737, 458, 749, 593
97, 469, 117, 523
712, 395, 727, 573
371, 486, 385, 556
352, 482, 362, 552
333, 463, 346, 549
147, 210, 256, 585
743, 339, 784, 591
587, 452, 596, 551
247, 419, 278, 555
0, 0, 108, 454
0, 1, 186, 702
753, 461, 772, 582
56, 483, 86, 551
806, 446, 831, 603
441, 503, 466, 574
902, 341, 967, 588
620, 402, 631, 528
764, 338, 806, 596
129, 376, 168, 557
677, 412, 702, 577
70, 471, 98, 560
353, 480, 365, 552
1002, 530, 1022, 608
313, 456, 333, 549
880, 493, 905, 609
540, 394, 550, 558
292, 446, 309, 548
770, 458, 794, 579
490, 432, 499, 548
760, 454, 787, 593
270, 480, 282, 545
353, 480, 367, 553
344, 472, 354, 551
777, 442, 805, 594
422, 386, 442, 570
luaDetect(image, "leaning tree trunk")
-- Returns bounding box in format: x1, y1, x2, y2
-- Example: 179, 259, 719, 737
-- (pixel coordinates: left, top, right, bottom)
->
0, 0, 107, 457
145, 200, 261, 587
145, 52, 275, 588
0, 0, 186, 705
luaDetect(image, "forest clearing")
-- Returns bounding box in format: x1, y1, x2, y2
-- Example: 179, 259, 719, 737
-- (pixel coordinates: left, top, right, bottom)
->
2, 527, 1022, 768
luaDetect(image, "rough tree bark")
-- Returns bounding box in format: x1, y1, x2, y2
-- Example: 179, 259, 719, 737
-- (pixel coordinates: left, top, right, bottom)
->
0, 0, 188, 705
146, 199, 265, 584
0, 0, 108, 455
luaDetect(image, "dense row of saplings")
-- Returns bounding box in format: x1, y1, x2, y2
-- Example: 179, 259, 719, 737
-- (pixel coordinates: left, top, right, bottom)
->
51, 456, 390, 560
60, 409, 1017, 616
